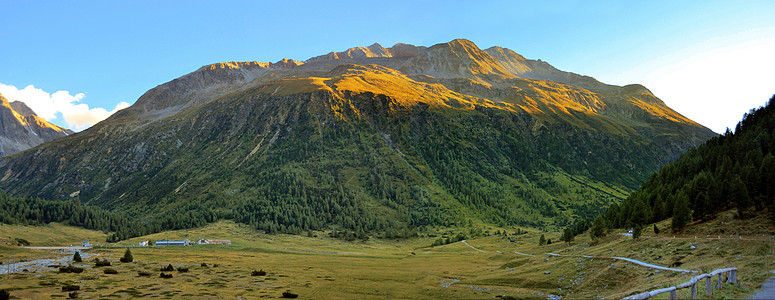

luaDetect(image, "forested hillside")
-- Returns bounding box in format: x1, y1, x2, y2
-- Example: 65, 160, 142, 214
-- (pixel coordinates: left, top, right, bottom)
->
599, 95, 775, 232
0, 40, 716, 240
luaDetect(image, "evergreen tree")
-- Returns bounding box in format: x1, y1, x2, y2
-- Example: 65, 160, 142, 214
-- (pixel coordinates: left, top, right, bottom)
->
538, 234, 546, 246
73, 251, 82, 263
730, 176, 750, 218
120, 248, 133, 263
633, 224, 642, 240
590, 216, 607, 240
561, 227, 574, 244
672, 192, 691, 232
653, 224, 660, 234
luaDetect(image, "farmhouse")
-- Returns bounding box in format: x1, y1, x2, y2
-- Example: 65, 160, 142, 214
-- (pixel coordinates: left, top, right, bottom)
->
196, 239, 231, 246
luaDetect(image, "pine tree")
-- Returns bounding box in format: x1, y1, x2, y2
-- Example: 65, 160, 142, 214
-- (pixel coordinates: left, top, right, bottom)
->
73, 251, 82, 263
672, 192, 691, 232
730, 175, 750, 218
120, 248, 133, 263
633, 224, 642, 240
561, 227, 574, 244
653, 224, 660, 234
538, 234, 546, 246
590, 216, 607, 240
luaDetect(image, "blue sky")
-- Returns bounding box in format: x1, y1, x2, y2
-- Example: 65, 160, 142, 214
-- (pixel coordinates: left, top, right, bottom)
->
0, 0, 773, 132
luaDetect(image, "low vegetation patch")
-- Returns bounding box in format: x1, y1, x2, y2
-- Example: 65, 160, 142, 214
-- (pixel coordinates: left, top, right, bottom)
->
94, 258, 111, 267
137, 271, 151, 276
59, 266, 85, 273
103, 268, 118, 274
251, 269, 266, 276
161, 264, 175, 271
177, 267, 189, 273
160, 272, 173, 279
62, 284, 80, 292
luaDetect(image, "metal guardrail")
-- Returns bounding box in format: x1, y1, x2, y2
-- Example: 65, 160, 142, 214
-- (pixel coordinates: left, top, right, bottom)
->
623, 267, 738, 300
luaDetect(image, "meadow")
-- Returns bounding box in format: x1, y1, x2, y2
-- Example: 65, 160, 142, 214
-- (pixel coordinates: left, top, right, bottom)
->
1, 210, 772, 299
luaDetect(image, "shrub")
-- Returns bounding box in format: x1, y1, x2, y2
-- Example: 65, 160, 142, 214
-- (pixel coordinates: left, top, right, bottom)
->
161, 264, 175, 271
201, 262, 208, 267
0, 289, 9, 300
15, 238, 30, 246
73, 252, 82, 263
653, 224, 660, 234
177, 267, 189, 273
213, 264, 218, 267
59, 266, 85, 273
103, 268, 118, 274
62, 284, 80, 292
282, 291, 298, 298
120, 248, 133, 263
94, 258, 111, 267
160, 272, 173, 278
138, 271, 151, 276
68, 291, 79, 299
251, 269, 267, 276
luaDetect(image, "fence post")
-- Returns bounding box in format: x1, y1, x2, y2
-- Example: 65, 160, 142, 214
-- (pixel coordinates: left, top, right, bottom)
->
717, 274, 723, 290
669, 289, 677, 300
706, 277, 712, 296
691, 282, 697, 299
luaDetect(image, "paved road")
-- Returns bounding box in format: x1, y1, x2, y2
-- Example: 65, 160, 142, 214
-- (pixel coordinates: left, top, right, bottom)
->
546, 253, 695, 273
750, 272, 775, 299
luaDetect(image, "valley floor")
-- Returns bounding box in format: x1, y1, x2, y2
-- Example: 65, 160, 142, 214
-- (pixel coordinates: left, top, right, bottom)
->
1, 210, 773, 299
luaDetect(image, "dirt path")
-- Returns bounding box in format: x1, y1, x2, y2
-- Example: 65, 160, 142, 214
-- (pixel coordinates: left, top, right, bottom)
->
460, 240, 485, 252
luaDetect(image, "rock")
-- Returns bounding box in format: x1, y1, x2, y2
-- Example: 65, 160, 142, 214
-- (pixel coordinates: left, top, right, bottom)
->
544, 271, 551, 274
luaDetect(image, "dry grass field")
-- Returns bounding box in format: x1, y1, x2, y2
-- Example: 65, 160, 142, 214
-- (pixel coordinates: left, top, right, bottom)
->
1, 209, 773, 299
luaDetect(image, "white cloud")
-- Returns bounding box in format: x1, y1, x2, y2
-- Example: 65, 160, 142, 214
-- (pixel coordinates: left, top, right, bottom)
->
0, 83, 130, 131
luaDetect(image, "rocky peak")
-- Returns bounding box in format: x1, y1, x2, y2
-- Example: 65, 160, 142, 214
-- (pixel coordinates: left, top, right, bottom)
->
9, 101, 37, 117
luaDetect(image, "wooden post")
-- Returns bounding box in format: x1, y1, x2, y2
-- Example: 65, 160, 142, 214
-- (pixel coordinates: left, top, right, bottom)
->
691, 282, 698, 299
669, 289, 677, 300
717, 274, 723, 290
706, 277, 712, 296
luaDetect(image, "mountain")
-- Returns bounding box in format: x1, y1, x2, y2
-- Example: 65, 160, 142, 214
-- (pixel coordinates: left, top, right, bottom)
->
0, 39, 716, 239
0, 92, 73, 157
599, 95, 775, 232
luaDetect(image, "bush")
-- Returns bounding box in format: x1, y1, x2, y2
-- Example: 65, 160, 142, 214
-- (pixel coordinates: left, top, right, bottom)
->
59, 266, 85, 273
201, 262, 208, 267
68, 291, 79, 299
94, 258, 111, 267
15, 238, 30, 246
103, 268, 118, 274
0, 289, 9, 300
73, 252, 82, 263
177, 267, 189, 273
160, 272, 173, 278
251, 269, 266, 276
62, 284, 80, 292
282, 291, 298, 298
138, 271, 151, 276
161, 264, 174, 271
653, 224, 660, 234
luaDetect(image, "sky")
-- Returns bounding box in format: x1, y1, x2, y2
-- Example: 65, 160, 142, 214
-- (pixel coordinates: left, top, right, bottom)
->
0, 1, 773, 133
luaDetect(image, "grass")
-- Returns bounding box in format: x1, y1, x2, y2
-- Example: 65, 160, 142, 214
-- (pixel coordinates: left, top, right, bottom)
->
0, 213, 772, 299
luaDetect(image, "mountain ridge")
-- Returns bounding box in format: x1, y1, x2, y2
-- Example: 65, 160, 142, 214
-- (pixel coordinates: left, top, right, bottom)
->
0, 39, 717, 239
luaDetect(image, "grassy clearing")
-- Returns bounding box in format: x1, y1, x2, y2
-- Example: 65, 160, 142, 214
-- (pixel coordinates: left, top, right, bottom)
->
0, 213, 772, 299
